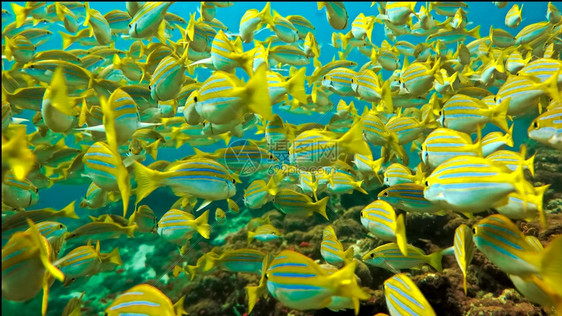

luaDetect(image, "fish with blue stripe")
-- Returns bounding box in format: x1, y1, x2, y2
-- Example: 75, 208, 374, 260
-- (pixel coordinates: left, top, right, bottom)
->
383, 273, 436, 316
266, 249, 369, 314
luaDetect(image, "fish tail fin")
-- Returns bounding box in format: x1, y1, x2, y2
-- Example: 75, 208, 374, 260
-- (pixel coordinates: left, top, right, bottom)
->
395, 213, 408, 256
535, 184, 550, 229
42, 278, 50, 316
338, 122, 372, 157
532, 235, 562, 303
344, 246, 355, 264
505, 123, 514, 147
26, 219, 65, 283
355, 180, 368, 194
285, 67, 308, 104
315, 196, 329, 220
173, 295, 187, 316
194, 210, 211, 239
144, 138, 161, 160
469, 25, 481, 38
11, 3, 27, 28
61, 201, 78, 219
331, 261, 370, 314
491, 96, 510, 133
246, 285, 261, 314
132, 161, 164, 205
266, 174, 279, 196
59, 31, 76, 50
260, 2, 274, 26
247, 231, 255, 244
519, 144, 535, 177
105, 248, 123, 265
427, 250, 444, 272
244, 65, 273, 121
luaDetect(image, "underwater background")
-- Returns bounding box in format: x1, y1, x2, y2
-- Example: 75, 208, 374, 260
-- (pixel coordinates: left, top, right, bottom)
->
2, 1, 562, 316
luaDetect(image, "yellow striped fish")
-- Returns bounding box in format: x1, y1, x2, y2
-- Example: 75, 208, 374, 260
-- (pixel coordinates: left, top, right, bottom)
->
424, 156, 527, 213
322, 67, 357, 96
244, 178, 277, 209
495, 72, 560, 116
481, 125, 514, 156
2, 219, 64, 316
205, 248, 266, 274
157, 209, 210, 244
106, 284, 182, 316
188, 66, 273, 125
527, 106, 562, 150
269, 44, 310, 66
399, 58, 442, 96
289, 122, 370, 168
133, 157, 236, 204
383, 273, 436, 316
317, 2, 348, 30
273, 188, 329, 219
515, 21, 553, 45
2, 201, 76, 239
378, 183, 443, 214
453, 224, 475, 295
248, 224, 281, 244
128, 205, 157, 233
66, 220, 136, 243
56, 241, 122, 281
505, 4, 523, 28
2, 173, 40, 210
472, 214, 544, 276
363, 243, 443, 273
360, 200, 408, 256
149, 53, 188, 102
128, 2, 172, 40
320, 225, 354, 267
82, 142, 130, 217
439, 93, 510, 133
83, 3, 112, 45
266, 249, 369, 313
421, 127, 482, 169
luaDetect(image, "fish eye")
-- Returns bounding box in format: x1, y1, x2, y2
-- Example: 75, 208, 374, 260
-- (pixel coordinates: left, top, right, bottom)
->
383, 191, 388, 196
533, 121, 538, 128
269, 153, 274, 159
265, 273, 269, 279
323, 76, 326, 80
128, 24, 131, 29
370, 253, 375, 258
35, 188, 39, 193
202, 122, 206, 127
128, 148, 133, 152
351, 79, 354, 83
194, 96, 198, 102
148, 85, 151, 91
59, 224, 64, 229
360, 211, 363, 217
397, 80, 401, 84
232, 178, 236, 184
493, 96, 497, 102
425, 181, 429, 186
472, 227, 476, 234
29, 65, 35, 69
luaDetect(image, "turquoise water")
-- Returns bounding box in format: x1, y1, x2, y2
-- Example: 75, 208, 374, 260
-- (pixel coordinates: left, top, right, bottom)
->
2, 1, 561, 315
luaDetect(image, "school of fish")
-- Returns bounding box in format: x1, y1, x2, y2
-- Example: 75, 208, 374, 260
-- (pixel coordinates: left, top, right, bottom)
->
2, 1, 562, 315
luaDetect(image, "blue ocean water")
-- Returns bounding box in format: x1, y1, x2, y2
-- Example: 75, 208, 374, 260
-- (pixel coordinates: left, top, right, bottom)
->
2, 2, 560, 315
2, 1, 552, 213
